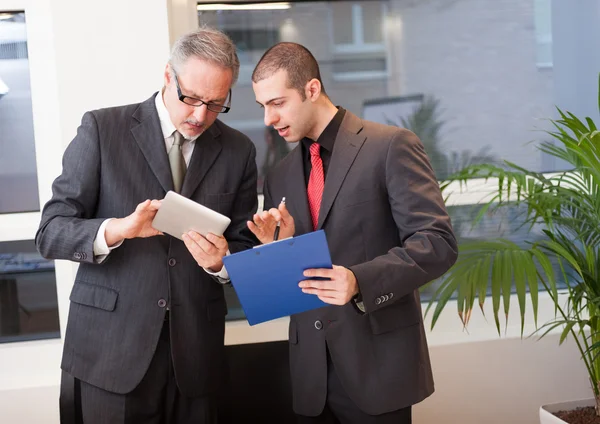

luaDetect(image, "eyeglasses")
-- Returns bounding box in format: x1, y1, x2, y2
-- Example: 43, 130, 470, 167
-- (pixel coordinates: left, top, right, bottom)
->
172, 69, 231, 113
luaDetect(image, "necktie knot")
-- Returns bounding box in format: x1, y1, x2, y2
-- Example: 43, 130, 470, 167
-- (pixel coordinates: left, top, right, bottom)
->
172, 131, 184, 147
309, 142, 320, 158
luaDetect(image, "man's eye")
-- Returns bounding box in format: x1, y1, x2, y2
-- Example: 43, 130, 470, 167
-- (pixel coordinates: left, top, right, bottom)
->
273, 102, 283, 107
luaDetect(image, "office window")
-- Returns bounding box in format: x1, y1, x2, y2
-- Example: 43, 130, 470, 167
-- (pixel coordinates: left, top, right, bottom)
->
331, 2, 385, 53
198, 0, 591, 316
534, 0, 552, 68
0, 12, 39, 214
0, 240, 60, 343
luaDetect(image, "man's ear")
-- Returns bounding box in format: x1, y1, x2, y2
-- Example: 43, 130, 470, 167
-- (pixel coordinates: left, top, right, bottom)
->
305, 78, 322, 102
164, 63, 172, 87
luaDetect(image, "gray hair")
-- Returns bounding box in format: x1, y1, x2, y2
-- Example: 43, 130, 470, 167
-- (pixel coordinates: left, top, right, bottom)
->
169, 27, 240, 85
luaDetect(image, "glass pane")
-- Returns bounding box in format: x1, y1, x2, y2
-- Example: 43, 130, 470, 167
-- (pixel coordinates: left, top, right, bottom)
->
420, 204, 569, 302
0, 240, 60, 343
197, 0, 597, 316
362, 2, 383, 44
0, 12, 39, 214
331, 2, 354, 45
332, 57, 386, 73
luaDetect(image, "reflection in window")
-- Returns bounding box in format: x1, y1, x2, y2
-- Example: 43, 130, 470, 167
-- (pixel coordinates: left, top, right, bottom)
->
534, 0, 553, 68
0, 12, 39, 214
420, 204, 569, 302
0, 240, 60, 343
331, 2, 385, 52
197, 0, 593, 316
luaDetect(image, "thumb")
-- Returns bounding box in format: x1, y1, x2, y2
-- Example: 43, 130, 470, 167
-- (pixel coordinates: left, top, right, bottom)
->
279, 203, 293, 223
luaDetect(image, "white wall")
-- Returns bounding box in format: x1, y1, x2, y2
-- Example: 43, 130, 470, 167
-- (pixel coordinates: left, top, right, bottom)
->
0, 0, 171, 392
0, 0, 594, 423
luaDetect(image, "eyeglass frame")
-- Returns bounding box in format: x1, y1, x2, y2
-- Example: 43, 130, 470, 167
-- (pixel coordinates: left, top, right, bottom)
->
171, 68, 232, 113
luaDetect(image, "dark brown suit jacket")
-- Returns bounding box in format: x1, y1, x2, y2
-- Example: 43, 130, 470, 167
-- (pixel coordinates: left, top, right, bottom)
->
36, 94, 258, 396
262, 111, 457, 416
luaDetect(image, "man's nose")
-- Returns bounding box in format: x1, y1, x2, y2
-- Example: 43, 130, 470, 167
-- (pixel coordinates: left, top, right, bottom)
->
264, 107, 278, 127
193, 104, 208, 122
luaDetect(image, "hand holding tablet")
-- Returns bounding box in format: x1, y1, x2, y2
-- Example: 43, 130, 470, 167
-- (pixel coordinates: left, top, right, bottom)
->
152, 191, 231, 240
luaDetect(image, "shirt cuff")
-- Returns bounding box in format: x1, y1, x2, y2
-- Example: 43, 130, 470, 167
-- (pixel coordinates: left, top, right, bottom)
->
203, 250, 230, 284
351, 291, 366, 314
93, 218, 123, 263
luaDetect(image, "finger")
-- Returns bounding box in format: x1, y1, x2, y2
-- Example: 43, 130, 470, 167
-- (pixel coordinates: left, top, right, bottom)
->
303, 268, 335, 279
300, 287, 340, 302
135, 199, 151, 212
247, 220, 260, 234
317, 294, 343, 305
206, 233, 228, 250
268, 208, 282, 222
252, 213, 267, 227
260, 210, 276, 224
186, 231, 215, 254
299, 279, 336, 291
182, 233, 208, 261
279, 203, 294, 222
148, 199, 162, 210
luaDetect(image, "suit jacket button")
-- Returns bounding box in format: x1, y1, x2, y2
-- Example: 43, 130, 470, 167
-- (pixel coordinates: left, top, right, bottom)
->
375, 297, 382, 305
314, 320, 323, 330
158, 299, 167, 308
168, 258, 177, 267
73, 252, 82, 260
383, 294, 389, 302
389, 293, 394, 299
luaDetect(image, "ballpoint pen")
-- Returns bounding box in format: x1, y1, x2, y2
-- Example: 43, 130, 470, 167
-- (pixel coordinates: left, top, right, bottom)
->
273, 197, 286, 241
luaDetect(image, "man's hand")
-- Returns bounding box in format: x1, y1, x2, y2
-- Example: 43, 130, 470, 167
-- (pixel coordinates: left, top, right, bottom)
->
182, 231, 229, 272
299, 265, 359, 305
248, 202, 295, 244
105, 199, 162, 246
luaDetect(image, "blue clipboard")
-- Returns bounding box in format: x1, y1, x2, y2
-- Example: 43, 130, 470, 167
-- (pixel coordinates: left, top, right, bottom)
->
222, 230, 331, 325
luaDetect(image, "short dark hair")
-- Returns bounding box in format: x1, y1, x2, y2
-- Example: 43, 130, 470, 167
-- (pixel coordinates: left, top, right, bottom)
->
252, 42, 325, 100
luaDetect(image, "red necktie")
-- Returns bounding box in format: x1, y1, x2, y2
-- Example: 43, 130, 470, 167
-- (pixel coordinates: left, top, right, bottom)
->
307, 143, 325, 230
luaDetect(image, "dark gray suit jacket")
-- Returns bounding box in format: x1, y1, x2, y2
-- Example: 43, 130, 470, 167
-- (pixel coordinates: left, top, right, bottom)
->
36, 94, 258, 397
262, 111, 457, 416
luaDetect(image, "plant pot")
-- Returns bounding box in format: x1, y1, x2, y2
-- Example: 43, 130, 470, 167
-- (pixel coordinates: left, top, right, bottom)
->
540, 398, 596, 424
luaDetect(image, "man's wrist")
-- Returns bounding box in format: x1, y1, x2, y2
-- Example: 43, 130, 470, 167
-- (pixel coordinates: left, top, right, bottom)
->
105, 218, 125, 246
207, 261, 224, 273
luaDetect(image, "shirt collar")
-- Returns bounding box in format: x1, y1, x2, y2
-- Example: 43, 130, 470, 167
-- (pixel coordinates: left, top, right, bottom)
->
154, 90, 200, 143
301, 106, 346, 153
155, 90, 177, 140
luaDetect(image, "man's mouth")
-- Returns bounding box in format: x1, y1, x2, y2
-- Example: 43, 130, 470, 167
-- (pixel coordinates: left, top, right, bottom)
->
276, 126, 290, 136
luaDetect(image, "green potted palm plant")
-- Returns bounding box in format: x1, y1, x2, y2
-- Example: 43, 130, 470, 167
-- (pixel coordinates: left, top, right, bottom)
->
427, 75, 600, 424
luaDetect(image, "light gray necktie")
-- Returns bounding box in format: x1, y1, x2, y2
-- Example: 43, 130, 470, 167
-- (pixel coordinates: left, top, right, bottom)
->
168, 131, 187, 193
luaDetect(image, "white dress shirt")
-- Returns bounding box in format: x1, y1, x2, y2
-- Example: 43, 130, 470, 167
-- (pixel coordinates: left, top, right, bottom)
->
93, 90, 230, 281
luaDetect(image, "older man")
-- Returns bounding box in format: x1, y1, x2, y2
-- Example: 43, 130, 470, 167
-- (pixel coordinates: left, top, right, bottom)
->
36, 28, 257, 423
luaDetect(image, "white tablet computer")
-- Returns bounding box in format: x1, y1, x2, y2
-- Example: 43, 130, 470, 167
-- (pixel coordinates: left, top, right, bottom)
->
152, 191, 231, 240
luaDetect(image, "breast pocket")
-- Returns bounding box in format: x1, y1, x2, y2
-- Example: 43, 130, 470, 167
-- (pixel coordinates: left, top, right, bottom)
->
70, 281, 118, 312
204, 192, 237, 215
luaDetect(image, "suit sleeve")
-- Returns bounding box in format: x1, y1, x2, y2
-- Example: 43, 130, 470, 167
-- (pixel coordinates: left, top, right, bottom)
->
35, 111, 105, 263
349, 129, 458, 313
225, 142, 260, 254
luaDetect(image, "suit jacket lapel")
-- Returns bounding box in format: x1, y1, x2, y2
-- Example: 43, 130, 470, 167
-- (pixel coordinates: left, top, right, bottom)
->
285, 146, 312, 235
181, 123, 222, 198
317, 111, 366, 229
131, 94, 174, 194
